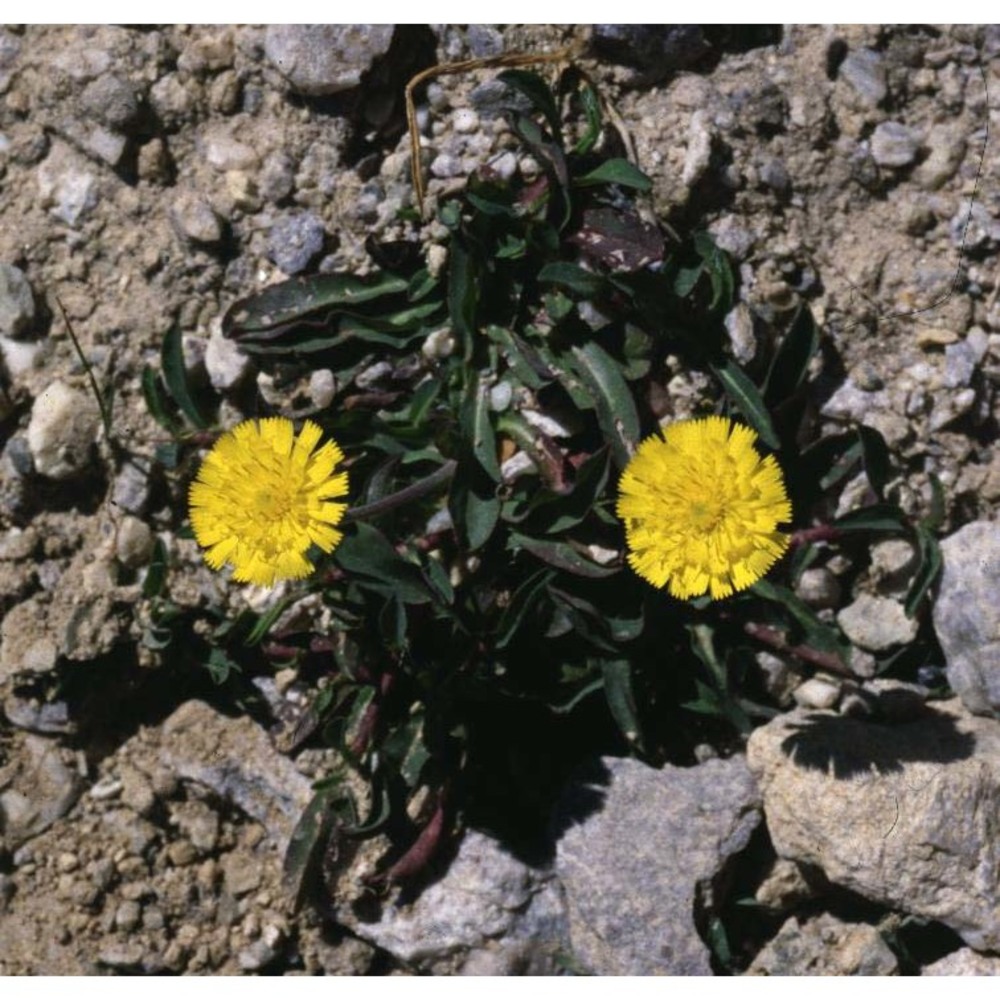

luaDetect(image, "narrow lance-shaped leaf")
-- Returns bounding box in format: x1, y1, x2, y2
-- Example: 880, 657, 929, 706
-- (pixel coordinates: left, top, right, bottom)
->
568, 341, 640, 469
764, 304, 820, 407
601, 659, 645, 751
161, 326, 210, 429
574, 158, 653, 192
710, 358, 781, 450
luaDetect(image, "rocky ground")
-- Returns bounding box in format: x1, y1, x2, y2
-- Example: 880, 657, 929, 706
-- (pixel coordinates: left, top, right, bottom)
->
1, 23, 1000, 975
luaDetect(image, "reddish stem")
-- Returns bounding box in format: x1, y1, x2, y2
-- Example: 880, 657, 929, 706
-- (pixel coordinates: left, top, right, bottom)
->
743, 621, 853, 678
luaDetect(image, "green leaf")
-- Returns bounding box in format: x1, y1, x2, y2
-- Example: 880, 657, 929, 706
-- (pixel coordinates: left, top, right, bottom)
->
537, 261, 605, 299
710, 358, 781, 450
510, 534, 620, 578
461, 374, 501, 481
283, 784, 342, 911
904, 523, 943, 618
549, 676, 604, 715
448, 237, 479, 359
764, 304, 819, 406
244, 594, 296, 646
224, 271, 409, 339
693, 231, 734, 314
751, 579, 850, 663
573, 81, 602, 156
495, 569, 555, 649
497, 69, 563, 145
567, 341, 641, 469
334, 523, 431, 604
142, 537, 168, 599
141, 366, 180, 434
924, 472, 946, 531
449, 473, 501, 552
857, 424, 891, 500
601, 659, 645, 750
204, 646, 241, 685
833, 503, 908, 534
574, 158, 653, 192
673, 264, 703, 298
161, 326, 210, 429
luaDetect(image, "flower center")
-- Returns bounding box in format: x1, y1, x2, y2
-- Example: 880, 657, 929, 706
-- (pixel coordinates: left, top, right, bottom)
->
689, 496, 725, 531
255, 486, 293, 521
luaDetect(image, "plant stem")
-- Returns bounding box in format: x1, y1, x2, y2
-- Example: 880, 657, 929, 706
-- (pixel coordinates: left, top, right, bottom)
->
343, 460, 457, 524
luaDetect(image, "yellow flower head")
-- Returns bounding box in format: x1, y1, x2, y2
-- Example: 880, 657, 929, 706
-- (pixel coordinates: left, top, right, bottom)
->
189, 417, 349, 587
617, 416, 791, 600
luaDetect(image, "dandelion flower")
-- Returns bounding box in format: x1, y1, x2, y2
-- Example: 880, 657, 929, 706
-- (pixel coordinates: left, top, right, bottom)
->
617, 415, 791, 600
189, 417, 349, 587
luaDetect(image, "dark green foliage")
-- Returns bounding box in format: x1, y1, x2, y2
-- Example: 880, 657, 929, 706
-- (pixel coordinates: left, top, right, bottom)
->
139, 68, 948, 897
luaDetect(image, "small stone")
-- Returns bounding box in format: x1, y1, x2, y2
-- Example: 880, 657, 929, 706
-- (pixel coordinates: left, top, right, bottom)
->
167, 841, 199, 867
115, 900, 142, 931
792, 677, 841, 710
223, 853, 262, 897
149, 74, 193, 129
681, 110, 713, 187
172, 799, 220, 852
143, 907, 165, 931
99, 944, 145, 971
36, 141, 98, 226
258, 152, 295, 204
57, 851, 79, 873
839, 47, 887, 105
178, 29, 234, 73
795, 567, 841, 609
264, 25, 394, 96
90, 776, 123, 801
915, 125, 966, 190
430, 153, 462, 179
199, 127, 258, 172
466, 25, 504, 58
869, 121, 921, 168
170, 192, 223, 246
928, 388, 976, 432
267, 213, 326, 275
837, 594, 918, 651
422, 328, 456, 361
308, 369, 336, 410
238, 937, 281, 972
112, 461, 150, 515
80, 75, 138, 131
724, 304, 756, 364
119, 763, 156, 817
870, 539, 917, 591
115, 516, 154, 568
452, 108, 479, 134
944, 339, 979, 388
26, 381, 100, 479
0, 264, 35, 338
205, 322, 251, 391
137, 137, 170, 184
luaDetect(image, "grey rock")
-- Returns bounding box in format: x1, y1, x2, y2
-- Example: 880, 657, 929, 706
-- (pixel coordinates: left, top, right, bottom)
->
747, 913, 897, 975
934, 521, 1000, 715
205, 322, 251, 391
915, 125, 966, 190
3, 696, 74, 735
820, 377, 887, 421
951, 202, 1000, 253
681, 109, 713, 187
837, 594, 918, 651
710, 216, 755, 260
170, 191, 222, 246
555, 755, 760, 975
26, 381, 100, 479
466, 25, 504, 59
115, 901, 142, 932
923, 948, 1000, 975
928, 388, 976, 431
591, 24, 709, 80
870, 539, 917, 594
869, 121, 921, 167
430, 153, 462, 179
158, 700, 313, 852
753, 858, 820, 911
747, 699, 1000, 951
149, 74, 193, 129
337, 829, 569, 969
258, 152, 295, 204
267, 213, 325, 275
792, 677, 841, 710
239, 937, 282, 972
80, 75, 138, 131
0, 735, 83, 850
111, 460, 150, 515
0, 264, 35, 338
760, 157, 790, 192
795, 566, 841, 609
114, 516, 154, 568
944, 338, 980, 388
0, 30, 21, 92
36, 141, 99, 226
98, 944, 146, 971
839, 48, 887, 105
264, 25, 394, 96
199, 127, 258, 172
